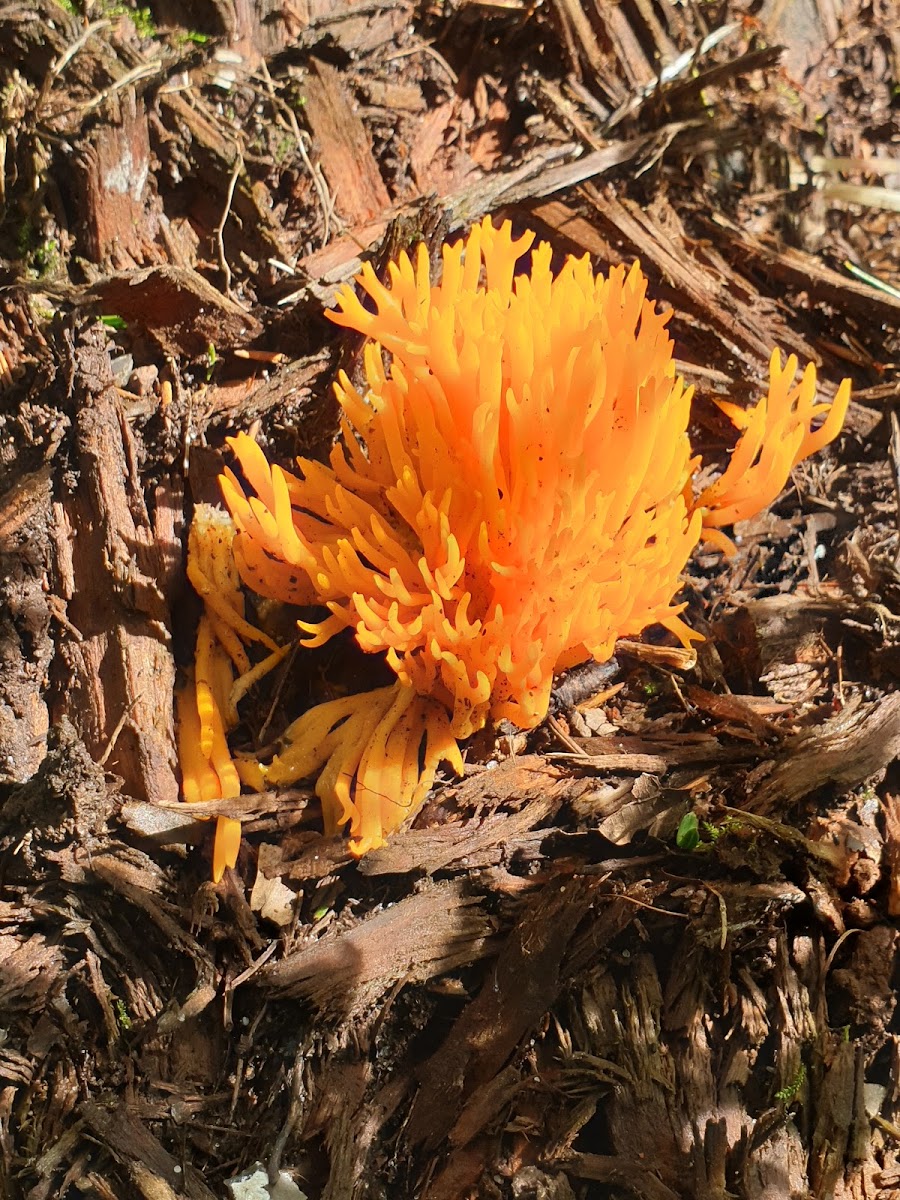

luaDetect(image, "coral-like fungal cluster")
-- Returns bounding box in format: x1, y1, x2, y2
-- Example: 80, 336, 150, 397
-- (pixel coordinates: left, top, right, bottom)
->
178, 217, 850, 877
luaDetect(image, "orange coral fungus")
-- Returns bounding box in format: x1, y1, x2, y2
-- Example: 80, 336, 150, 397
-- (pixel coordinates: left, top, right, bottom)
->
183, 216, 850, 864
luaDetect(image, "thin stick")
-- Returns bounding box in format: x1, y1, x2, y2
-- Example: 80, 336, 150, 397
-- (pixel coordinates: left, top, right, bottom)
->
98, 694, 143, 766
216, 149, 243, 296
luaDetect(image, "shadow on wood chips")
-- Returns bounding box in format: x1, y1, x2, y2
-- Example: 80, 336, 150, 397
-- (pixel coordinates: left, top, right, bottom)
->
1, 1, 899, 1198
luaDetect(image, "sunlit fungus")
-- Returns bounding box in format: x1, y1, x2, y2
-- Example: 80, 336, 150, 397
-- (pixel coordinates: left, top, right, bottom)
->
182, 216, 851, 870
177, 505, 290, 880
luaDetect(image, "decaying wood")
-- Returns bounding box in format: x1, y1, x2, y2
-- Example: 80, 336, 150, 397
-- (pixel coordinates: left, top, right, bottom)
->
882, 790, 900, 916
302, 56, 392, 227
0, 464, 53, 781
257, 879, 496, 1012
407, 878, 610, 1151
81, 1099, 218, 1200
559, 1154, 679, 1200
81, 266, 262, 356
0, 924, 66, 1013
72, 94, 160, 269
357, 799, 555, 876
2, 1, 900, 1197
709, 211, 900, 324
195, 354, 330, 433
361, 757, 571, 875
50, 329, 178, 807
749, 693, 900, 814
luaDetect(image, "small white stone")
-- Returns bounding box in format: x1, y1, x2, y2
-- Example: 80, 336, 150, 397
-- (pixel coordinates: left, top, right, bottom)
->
227, 1163, 307, 1200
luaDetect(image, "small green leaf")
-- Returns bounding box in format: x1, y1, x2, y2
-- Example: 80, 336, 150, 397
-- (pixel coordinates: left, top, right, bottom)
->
676, 811, 700, 851
100, 314, 127, 330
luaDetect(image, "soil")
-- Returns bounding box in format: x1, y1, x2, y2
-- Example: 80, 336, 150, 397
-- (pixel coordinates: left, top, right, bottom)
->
1, 2, 899, 1199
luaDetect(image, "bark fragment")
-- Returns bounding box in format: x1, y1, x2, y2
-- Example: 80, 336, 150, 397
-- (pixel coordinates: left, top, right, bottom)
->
50, 329, 178, 806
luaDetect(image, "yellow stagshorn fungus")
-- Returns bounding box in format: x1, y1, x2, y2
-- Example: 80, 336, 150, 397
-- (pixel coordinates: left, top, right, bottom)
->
177, 505, 291, 880
181, 217, 851, 873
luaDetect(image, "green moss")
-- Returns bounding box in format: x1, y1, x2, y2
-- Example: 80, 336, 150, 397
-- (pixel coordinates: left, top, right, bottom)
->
175, 30, 210, 46
32, 237, 61, 276
15, 217, 35, 260
701, 814, 744, 842
16, 220, 62, 278
775, 1062, 806, 1104
273, 133, 295, 164
106, 3, 157, 39
676, 811, 747, 853
114, 996, 132, 1032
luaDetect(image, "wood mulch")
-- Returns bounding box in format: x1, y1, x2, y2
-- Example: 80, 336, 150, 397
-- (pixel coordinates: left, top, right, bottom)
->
1, 1, 899, 1198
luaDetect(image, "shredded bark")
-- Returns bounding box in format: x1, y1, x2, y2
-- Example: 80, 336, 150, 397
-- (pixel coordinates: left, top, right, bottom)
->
1, 1, 900, 1197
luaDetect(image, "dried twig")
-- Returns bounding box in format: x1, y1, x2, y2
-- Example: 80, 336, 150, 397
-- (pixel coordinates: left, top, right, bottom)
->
256, 60, 337, 247
216, 148, 244, 296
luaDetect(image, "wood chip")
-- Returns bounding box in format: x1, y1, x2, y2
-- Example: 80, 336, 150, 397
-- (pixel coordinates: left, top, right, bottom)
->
302, 56, 390, 225
81, 1100, 218, 1200
406, 877, 625, 1151
86, 265, 262, 356
52, 333, 178, 806
749, 693, 900, 814
257, 879, 496, 1012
